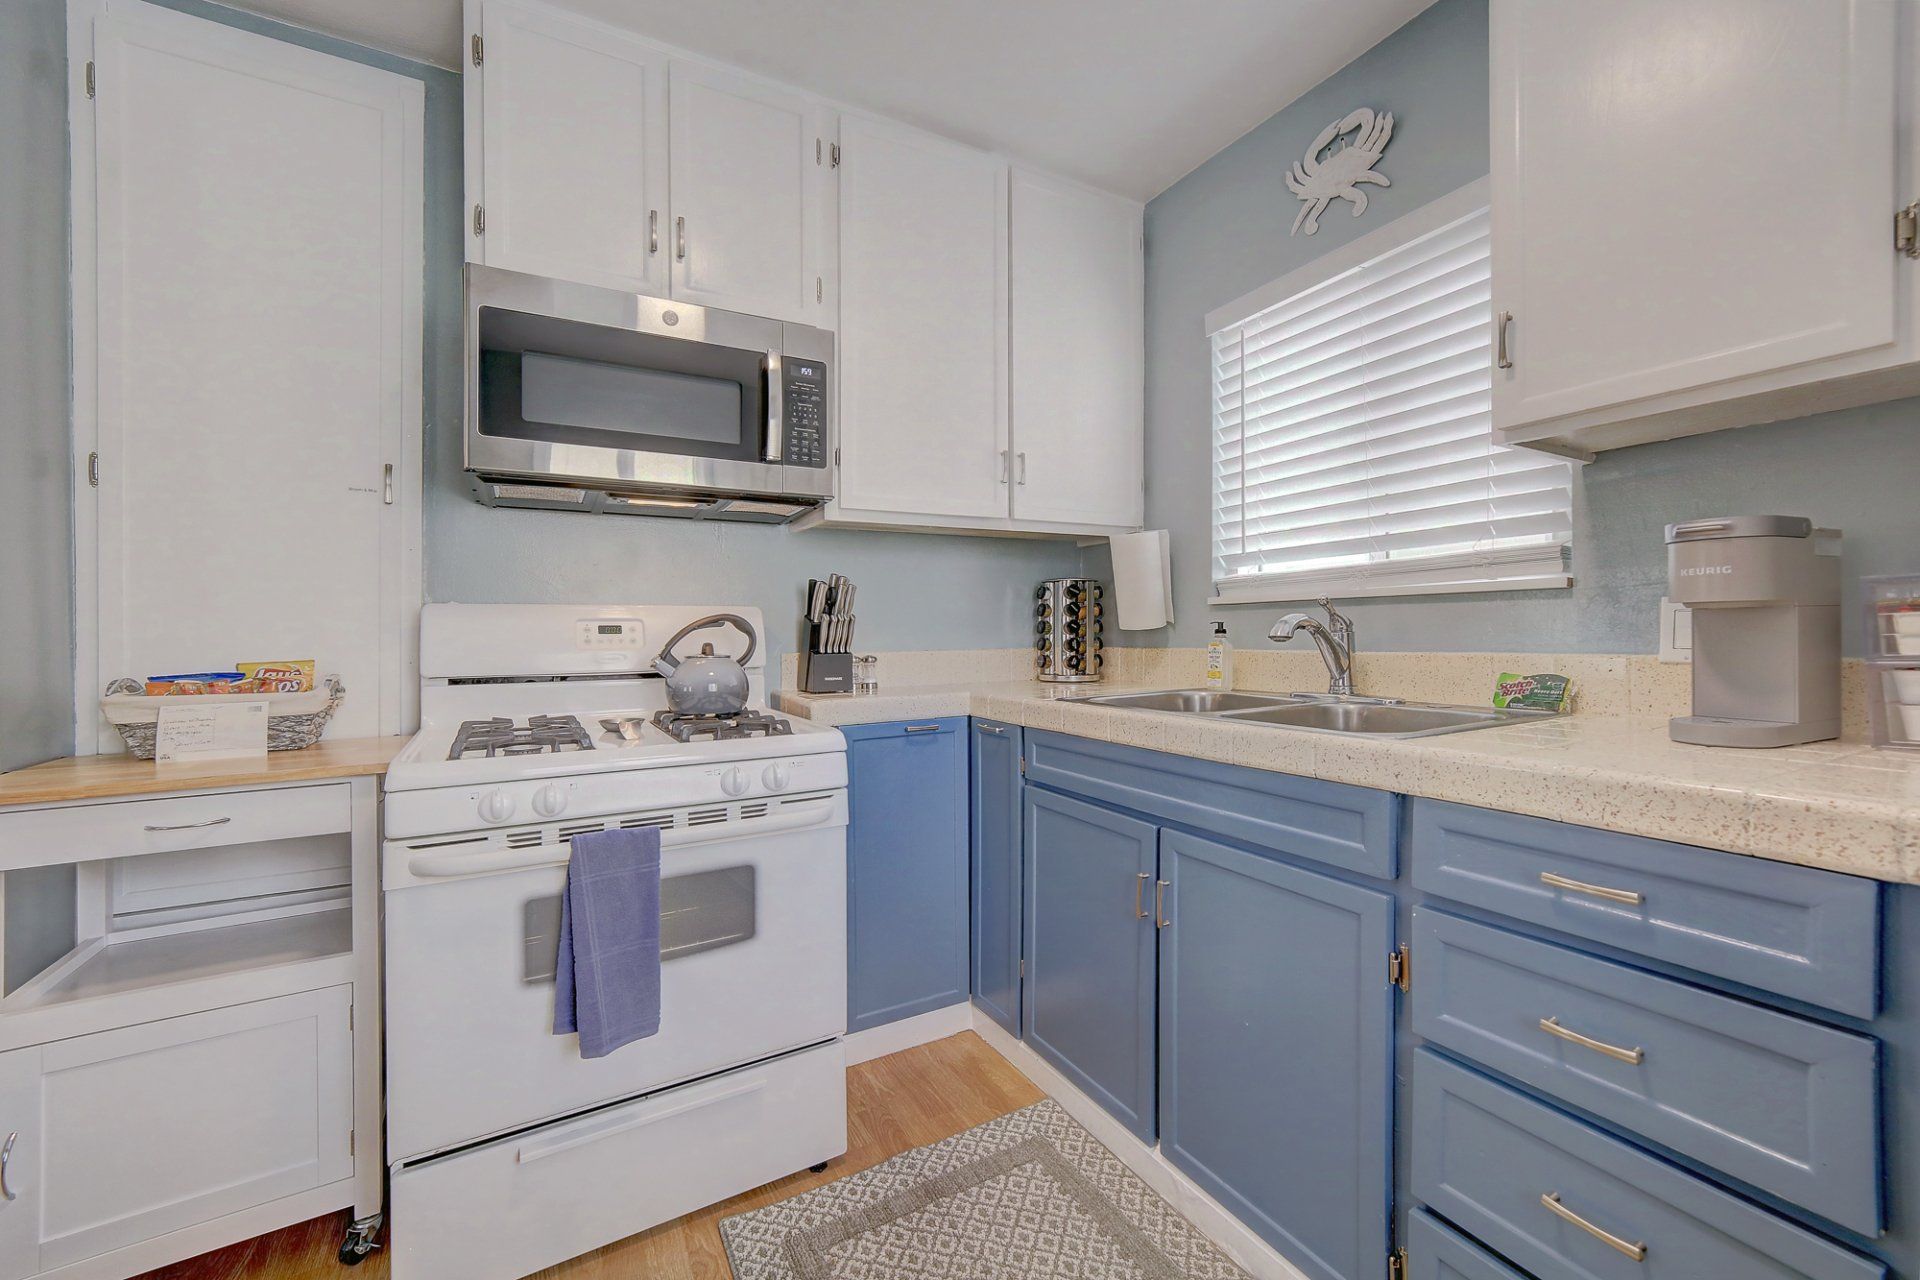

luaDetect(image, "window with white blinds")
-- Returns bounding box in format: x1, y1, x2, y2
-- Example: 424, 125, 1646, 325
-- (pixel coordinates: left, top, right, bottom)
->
1209, 192, 1572, 603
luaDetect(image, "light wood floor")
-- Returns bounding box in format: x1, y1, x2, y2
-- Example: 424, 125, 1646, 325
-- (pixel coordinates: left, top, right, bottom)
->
136, 1031, 1042, 1280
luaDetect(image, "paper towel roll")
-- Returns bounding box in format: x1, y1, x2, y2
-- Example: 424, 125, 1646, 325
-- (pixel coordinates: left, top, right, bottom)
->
1110, 530, 1172, 630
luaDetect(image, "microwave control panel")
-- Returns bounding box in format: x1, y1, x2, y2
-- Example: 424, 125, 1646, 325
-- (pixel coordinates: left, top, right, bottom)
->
782, 359, 829, 469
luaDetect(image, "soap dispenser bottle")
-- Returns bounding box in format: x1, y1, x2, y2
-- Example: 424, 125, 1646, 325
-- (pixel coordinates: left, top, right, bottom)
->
1205, 622, 1234, 690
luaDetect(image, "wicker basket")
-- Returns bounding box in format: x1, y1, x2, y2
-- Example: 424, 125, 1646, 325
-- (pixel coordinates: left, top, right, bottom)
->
101, 676, 346, 759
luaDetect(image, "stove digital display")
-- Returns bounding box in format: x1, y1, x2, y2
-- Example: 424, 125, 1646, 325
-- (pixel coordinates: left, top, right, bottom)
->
597, 624, 623, 635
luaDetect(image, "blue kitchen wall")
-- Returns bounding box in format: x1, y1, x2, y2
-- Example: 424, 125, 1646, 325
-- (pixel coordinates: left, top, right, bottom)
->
1100, 0, 1920, 655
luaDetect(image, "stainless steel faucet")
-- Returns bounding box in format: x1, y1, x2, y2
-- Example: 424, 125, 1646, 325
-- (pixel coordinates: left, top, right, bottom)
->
1269, 597, 1356, 696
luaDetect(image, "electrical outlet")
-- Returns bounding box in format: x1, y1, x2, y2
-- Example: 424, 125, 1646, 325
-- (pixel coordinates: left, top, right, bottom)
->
1658, 597, 1692, 663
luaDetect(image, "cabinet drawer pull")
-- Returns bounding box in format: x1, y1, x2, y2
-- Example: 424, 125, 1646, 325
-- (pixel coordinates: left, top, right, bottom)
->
1154, 879, 1170, 929
976, 723, 1007, 735
144, 816, 232, 833
1540, 1192, 1646, 1261
1134, 872, 1150, 919
648, 209, 659, 255
1496, 310, 1514, 370
1539, 1016, 1644, 1065
1540, 871, 1643, 906
1, 1131, 16, 1202
903, 724, 942, 734
675, 215, 687, 262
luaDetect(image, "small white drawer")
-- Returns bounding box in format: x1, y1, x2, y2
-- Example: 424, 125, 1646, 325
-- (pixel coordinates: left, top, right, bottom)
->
0, 783, 352, 872
388, 1041, 846, 1280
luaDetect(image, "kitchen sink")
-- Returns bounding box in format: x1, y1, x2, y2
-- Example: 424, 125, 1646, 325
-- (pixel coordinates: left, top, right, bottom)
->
1073, 690, 1307, 714
1063, 689, 1556, 738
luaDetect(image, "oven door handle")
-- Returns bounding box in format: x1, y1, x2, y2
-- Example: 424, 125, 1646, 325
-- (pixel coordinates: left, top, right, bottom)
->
406, 798, 840, 880
763, 349, 784, 464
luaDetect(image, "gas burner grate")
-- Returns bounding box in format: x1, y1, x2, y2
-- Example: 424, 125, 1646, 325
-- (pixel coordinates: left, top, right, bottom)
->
649, 708, 794, 744
448, 714, 595, 760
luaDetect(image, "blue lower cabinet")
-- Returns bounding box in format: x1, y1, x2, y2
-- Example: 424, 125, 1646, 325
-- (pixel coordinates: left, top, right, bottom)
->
1158, 829, 1394, 1280
1406, 1210, 1530, 1280
1023, 786, 1158, 1140
1412, 1048, 1885, 1280
969, 718, 1024, 1036
841, 718, 969, 1033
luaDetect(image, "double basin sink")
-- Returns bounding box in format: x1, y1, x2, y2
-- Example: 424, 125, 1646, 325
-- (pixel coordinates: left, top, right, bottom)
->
1063, 688, 1556, 739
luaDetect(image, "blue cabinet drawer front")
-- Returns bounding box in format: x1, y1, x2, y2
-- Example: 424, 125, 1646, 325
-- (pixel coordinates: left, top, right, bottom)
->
1412, 1050, 1885, 1280
1407, 1210, 1532, 1280
1410, 799, 1880, 1018
1412, 909, 1881, 1234
1026, 730, 1398, 880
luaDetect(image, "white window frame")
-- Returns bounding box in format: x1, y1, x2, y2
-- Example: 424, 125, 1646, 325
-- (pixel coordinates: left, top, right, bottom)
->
1206, 178, 1575, 605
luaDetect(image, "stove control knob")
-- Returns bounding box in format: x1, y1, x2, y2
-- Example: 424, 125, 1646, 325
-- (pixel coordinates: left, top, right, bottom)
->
720, 766, 749, 797
478, 789, 516, 824
762, 763, 791, 792
532, 783, 567, 818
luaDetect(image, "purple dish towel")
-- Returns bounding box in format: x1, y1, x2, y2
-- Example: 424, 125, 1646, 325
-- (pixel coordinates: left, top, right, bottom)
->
553, 826, 662, 1059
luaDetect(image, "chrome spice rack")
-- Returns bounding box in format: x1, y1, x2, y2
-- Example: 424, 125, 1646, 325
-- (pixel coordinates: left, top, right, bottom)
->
1034, 577, 1104, 684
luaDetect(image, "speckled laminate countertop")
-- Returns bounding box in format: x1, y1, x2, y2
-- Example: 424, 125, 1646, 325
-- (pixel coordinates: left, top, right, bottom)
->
775, 681, 1920, 884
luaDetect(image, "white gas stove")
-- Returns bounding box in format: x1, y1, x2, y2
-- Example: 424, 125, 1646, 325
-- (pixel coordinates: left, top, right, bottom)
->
382, 604, 848, 1280
382, 603, 846, 839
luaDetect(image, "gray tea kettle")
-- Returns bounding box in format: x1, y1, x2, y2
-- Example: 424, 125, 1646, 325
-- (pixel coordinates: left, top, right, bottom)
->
651, 613, 758, 715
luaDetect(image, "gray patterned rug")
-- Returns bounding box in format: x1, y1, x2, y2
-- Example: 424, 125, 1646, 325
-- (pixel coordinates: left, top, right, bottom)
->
719, 1100, 1251, 1280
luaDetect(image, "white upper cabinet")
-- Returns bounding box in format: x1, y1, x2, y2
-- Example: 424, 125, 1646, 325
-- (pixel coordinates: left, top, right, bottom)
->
469, 0, 669, 294
1493, 0, 1920, 455
668, 62, 831, 326
1009, 169, 1144, 529
835, 115, 1009, 520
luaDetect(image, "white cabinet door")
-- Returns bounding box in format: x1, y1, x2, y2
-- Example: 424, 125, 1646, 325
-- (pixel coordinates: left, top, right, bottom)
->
1492, 0, 1898, 432
837, 116, 1009, 519
0, 1050, 39, 1280
1009, 169, 1144, 528
473, 0, 669, 294
2, 987, 353, 1273
668, 61, 829, 325
79, 0, 421, 748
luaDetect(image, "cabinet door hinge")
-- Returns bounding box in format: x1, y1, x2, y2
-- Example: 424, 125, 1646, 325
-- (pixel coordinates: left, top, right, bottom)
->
1388, 943, 1411, 992
87, 452, 99, 488
349, 1128, 356, 1157
473, 204, 486, 237
1387, 1246, 1407, 1280
1899, 201, 1920, 258
831, 142, 841, 168
471, 33, 484, 67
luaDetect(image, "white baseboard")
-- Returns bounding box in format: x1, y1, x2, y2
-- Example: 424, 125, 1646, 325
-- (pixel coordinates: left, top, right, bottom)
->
969, 1011, 1314, 1280
843, 1001, 974, 1065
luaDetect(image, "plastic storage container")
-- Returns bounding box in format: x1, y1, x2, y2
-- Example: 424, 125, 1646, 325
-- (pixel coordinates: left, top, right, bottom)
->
1864, 574, 1920, 750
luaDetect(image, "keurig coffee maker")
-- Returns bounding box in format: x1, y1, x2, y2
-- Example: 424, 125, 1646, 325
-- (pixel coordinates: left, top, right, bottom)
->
1666, 516, 1842, 748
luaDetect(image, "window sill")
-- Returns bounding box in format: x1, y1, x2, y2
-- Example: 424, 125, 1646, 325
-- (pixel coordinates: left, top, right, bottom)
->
1211, 573, 1573, 606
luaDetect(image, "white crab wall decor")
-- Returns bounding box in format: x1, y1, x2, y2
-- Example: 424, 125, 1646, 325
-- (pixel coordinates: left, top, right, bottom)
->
1286, 107, 1394, 236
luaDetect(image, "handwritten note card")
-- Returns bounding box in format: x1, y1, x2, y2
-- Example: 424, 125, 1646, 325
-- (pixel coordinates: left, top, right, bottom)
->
155, 700, 270, 763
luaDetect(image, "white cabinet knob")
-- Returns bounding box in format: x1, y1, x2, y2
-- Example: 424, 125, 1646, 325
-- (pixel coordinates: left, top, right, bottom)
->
478, 789, 517, 824
532, 783, 567, 818
762, 763, 791, 791
720, 767, 749, 797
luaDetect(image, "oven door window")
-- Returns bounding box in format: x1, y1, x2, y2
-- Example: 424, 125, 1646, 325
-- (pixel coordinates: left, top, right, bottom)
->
521, 864, 757, 984
478, 307, 768, 464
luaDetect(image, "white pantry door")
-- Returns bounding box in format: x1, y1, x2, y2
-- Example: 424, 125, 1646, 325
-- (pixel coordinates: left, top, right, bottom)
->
1492, 0, 1898, 428
668, 60, 828, 326
76, 0, 423, 749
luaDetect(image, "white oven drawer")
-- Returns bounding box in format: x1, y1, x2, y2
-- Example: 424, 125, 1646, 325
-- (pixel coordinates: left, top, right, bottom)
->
383, 800, 847, 1161
388, 1041, 846, 1280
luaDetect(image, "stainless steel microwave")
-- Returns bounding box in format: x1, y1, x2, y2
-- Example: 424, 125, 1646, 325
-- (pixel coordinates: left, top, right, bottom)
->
464, 264, 833, 522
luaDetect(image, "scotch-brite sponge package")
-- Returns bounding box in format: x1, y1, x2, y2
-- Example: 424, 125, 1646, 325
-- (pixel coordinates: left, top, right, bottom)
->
1493, 672, 1573, 713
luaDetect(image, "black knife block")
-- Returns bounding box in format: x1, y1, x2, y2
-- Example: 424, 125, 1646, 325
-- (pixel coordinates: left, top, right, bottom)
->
799, 649, 853, 694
